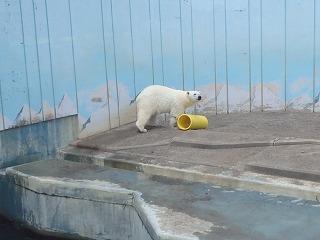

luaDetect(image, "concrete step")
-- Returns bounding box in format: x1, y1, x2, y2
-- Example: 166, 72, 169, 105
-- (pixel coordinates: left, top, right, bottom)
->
2, 159, 320, 240
60, 112, 320, 202
245, 144, 320, 182
61, 140, 320, 202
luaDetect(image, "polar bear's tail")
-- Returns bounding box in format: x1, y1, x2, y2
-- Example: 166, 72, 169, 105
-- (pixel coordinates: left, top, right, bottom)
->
130, 92, 141, 105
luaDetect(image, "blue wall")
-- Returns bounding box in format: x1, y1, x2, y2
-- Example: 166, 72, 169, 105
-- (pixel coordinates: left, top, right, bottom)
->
1, 0, 320, 138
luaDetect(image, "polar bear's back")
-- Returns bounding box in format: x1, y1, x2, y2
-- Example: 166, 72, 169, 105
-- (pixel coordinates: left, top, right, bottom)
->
136, 85, 185, 113
137, 85, 180, 99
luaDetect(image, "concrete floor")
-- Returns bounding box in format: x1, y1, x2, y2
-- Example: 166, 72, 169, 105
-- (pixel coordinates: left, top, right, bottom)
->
3, 111, 320, 239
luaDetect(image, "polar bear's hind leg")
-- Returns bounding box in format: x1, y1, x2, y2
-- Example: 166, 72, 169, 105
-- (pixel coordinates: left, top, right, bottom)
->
136, 111, 152, 133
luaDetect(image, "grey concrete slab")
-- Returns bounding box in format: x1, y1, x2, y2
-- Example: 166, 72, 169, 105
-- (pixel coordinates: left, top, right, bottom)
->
71, 123, 179, 152
116, 144, 266, 171
171, 131, 275, 149
245, 144, 320, 182
63, 112, 320, 201
5, 159, 320, 240
61, 145, 320, 202
209, 112, 320, 139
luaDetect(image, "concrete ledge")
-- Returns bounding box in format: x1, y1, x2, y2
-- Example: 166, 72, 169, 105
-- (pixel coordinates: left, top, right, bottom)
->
170, 140, 271, 149
170, 137, 320, 150
1, 160, 217, 240
1, 162, 154, 240
245, 163, 320, 182
60, 147, 320, 202
3, 159, 320, 239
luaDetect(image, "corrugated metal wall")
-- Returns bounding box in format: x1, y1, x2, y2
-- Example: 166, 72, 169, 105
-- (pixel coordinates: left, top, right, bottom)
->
1, 0, 319, 137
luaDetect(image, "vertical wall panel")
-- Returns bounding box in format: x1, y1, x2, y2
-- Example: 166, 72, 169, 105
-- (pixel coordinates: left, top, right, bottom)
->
261, 0, 286, 111
69, 0, 110, 136
100, 0, 120, 129
249, 0, 263, 111
149, 0, 165, 86
1, 0, 31, 128
33, 0, 56, 120
213, 0, 228, 113
130, 0, 154, 94
159, 0, 184, 89
189, 0, 216, 113
110, 0, 136, 126
179, 0, 193, 91
0, 0, 7, 130
285, 0, 314, 111
21, 0, 43, 123
191, 0, 216, 91
225, 0, 250, 112
46, 0, 77, 118
314, 0, 320, 112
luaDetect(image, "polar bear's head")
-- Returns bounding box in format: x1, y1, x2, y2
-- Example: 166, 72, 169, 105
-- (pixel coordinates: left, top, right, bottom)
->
186, 91, 202, 101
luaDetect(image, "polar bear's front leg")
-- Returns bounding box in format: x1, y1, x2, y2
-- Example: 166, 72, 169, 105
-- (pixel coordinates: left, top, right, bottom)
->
170, 106, 186, 128
169, 109, 184, 128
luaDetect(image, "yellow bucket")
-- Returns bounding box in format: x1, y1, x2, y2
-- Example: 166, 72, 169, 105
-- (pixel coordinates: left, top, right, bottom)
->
177, 114, 209, 131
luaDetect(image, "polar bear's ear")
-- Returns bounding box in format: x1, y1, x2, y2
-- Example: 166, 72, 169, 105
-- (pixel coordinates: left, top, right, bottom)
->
187, 91, 190, 95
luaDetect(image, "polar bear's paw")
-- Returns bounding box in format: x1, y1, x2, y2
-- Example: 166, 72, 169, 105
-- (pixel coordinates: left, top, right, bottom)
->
139, 128, 148, 133
136, 122, 148, 133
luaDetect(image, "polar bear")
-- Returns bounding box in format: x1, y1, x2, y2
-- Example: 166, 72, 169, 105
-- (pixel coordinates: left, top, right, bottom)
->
136, 85, 202, 133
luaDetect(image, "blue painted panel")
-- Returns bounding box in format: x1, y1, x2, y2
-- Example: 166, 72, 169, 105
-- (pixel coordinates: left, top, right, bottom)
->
226, 0, 250, 112
286, 0, 314, 111
100, 0, 120, 129
314, 0, 320, 112
261, 0, 285, 111
0, 0, 5, 130
69, 0, 110, 134
110, 0, 136, 125
0, 0, 31, 127
159, 0, 184, 89
149, 0, 164, 86
0, 86, 3, 130
130, 0, 154, 94
249, 0, 263, 111
33, 0, 56, 120
192, 0, 215, 91
213, 0, 228, 113
179, 0, 193, 91
189, 0, 216, 113
20, 0, 43, 123
46, 0, 77, 118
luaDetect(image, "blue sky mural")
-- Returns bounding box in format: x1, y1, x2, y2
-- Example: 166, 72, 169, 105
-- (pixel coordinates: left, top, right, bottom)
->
0, 0, 319, 136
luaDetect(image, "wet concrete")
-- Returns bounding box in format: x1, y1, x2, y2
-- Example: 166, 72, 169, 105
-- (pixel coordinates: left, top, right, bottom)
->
4, 159, 320, 240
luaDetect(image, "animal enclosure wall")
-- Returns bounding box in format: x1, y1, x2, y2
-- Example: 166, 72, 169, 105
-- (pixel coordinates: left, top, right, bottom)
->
1, 0, 320, 138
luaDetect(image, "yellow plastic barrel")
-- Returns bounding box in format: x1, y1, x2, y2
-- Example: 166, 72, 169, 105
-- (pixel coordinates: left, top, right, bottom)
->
177, 114, 208, 131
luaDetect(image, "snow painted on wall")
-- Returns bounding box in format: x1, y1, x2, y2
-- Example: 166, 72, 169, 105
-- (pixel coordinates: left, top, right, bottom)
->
1, 0, 320, 137
8, 93, 76, 129
77, 81, 136, 138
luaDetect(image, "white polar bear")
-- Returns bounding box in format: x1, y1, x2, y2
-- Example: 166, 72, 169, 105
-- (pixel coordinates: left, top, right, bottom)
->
135, 85, 202, 133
